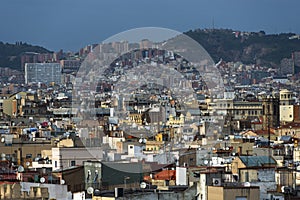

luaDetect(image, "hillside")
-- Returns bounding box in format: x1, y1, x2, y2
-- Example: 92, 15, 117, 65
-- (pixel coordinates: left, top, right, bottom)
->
0, 42, 51, 70
1, 29, 300, 71
185, 29, 300, 67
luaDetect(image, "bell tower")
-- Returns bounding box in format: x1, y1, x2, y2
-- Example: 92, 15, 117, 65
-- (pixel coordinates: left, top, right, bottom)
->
262, 94, 280, 130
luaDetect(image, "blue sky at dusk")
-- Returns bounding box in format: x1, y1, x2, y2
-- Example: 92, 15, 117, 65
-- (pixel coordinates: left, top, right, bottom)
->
1, 0, 299, 51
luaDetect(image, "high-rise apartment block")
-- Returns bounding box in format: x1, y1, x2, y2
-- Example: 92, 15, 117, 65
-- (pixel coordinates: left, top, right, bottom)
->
25, 63, 62, 84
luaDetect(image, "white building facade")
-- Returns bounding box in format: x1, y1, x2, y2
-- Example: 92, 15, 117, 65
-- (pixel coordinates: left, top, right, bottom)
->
25, 63, 62, 84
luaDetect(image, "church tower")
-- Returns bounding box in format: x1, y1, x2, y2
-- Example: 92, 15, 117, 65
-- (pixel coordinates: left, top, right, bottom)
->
262, 94, 280, 130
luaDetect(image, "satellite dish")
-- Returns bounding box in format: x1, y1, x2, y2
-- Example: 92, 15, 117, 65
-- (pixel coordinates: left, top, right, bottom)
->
244, 182, 251, 187
140, 182, 147, 189
87, 187, 94, 194
204, 160, 209, 165
94, 189, 101, 196
60, 179, 65, 185
40, 177, 45, 183
1, 137, 5, 143
17, 166, 24, 173
26, 162, 30, 167
139, 139, 143, 143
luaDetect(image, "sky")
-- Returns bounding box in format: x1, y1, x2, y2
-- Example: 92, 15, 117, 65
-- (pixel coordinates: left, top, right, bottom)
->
1, 0, 300, 52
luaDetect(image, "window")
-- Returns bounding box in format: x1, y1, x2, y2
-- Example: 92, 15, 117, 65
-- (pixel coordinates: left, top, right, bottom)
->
70, 160, 76, 166
245, 172, 249, 182
273, 105, 277, 115
55, 161, 57, 168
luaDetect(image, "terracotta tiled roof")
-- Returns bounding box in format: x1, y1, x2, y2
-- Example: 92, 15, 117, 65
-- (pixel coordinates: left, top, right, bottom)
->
154, 170, 176, 180
254, 130, 275, 135
281, 122, 300, 129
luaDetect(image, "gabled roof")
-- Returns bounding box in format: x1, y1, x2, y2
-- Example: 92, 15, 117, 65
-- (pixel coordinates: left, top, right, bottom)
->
239, 156, 276, 167
240, 130, 257, 137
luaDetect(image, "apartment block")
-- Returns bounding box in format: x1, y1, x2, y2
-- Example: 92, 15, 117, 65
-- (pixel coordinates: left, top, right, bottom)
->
25, 63, 62, 84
